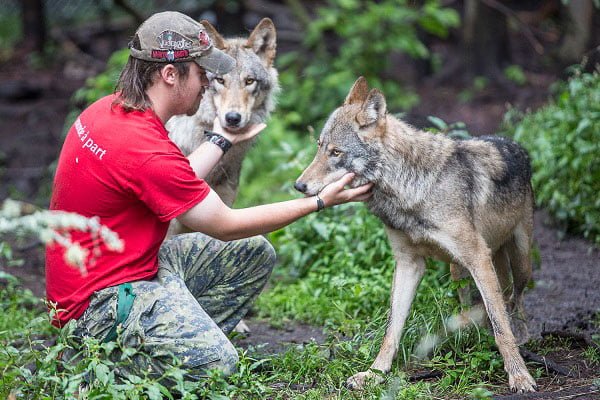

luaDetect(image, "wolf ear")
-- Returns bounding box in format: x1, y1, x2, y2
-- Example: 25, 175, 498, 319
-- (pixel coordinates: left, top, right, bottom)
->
246, 18, 277, 66
200, 20, 227, 50
356, 89, 387, 127
344, 76, 369, 105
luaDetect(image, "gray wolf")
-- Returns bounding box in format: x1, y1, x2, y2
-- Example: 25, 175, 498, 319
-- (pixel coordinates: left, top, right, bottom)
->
295, 77, 536, 392
167, 18, 279, 207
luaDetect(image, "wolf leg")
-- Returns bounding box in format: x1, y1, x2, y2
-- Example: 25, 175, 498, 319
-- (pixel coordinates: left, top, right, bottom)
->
459, 234, 536, 393
493, 245, 513, 304
347, 228, 425, 390
504, 223, 533, 345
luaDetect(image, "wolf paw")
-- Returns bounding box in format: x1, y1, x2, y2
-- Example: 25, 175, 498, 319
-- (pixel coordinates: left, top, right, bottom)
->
346, 370, 384, 390
509, 371, 537, 393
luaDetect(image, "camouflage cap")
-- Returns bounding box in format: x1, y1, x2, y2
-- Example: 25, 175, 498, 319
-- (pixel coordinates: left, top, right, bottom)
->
129, 11, 235, 75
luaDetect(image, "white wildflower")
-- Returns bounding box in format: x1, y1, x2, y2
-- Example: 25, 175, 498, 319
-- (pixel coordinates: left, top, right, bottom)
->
1, 199, 124, 276
65, 244, 89, 275
1, 199, 22, 218
38, 228, 55, 244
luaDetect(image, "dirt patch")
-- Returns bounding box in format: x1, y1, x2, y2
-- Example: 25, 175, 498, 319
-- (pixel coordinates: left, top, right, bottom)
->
528, 211, 600, 339
231, 319, 327, 355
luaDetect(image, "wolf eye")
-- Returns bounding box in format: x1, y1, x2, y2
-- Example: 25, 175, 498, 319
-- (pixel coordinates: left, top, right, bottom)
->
214, 77, 225, 84
330, 149, 343, 157
245, 78, 255, 86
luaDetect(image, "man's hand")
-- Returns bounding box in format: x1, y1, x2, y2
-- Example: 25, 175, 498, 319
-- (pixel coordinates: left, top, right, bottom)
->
318, 173, 373, 208
212, 117, 266, 145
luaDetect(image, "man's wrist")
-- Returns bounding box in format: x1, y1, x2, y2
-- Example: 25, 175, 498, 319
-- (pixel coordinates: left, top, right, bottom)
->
315, 194, 325, 212
204, 130, 232, 154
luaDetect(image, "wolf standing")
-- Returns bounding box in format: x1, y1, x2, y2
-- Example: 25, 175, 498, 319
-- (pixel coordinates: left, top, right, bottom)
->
296, 77, 536, 392
45, 11, 372, 384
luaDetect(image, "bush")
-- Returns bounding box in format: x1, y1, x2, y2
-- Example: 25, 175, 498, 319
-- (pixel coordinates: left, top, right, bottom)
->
277, 0, 459, 132
503, 68, 600, 244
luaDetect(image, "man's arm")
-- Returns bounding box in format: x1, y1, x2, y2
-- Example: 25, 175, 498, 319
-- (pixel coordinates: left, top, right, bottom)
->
177, 173, 372, 241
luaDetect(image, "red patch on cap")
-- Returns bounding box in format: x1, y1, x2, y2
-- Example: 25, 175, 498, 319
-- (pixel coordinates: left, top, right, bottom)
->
198, 31, 211, 50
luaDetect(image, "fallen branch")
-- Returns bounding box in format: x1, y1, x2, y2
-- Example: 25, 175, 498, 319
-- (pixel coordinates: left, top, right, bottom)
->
480, 0, 544, 55
541, 330, 600, 352
408, 369, 443, 382
519, 347, 576, 378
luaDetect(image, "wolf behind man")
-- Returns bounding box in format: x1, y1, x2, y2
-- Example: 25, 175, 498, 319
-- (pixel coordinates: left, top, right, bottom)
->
167, 18, 279, 207
296, 77, 537, 392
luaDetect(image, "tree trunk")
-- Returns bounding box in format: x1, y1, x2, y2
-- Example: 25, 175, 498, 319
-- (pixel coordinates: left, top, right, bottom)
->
558, 0, 594, 64
462, 0, 510, 81
20, 0, 46, 53
213, 0, 247, 36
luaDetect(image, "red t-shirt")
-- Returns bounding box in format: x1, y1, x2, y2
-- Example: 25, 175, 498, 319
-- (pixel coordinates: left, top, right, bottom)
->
46, 94, 210, 327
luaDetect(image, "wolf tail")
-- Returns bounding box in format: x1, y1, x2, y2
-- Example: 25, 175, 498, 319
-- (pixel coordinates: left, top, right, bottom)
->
412, 304, 487, 360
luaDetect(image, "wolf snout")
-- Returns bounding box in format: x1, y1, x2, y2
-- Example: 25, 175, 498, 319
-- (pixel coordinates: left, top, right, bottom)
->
294, 181, 307, 193
225, 112, 242, 127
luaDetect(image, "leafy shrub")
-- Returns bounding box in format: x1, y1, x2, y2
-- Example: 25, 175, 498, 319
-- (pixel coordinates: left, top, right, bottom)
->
62, 48, 130, 137
503, 68, 600, 244
277, 0, 459, 132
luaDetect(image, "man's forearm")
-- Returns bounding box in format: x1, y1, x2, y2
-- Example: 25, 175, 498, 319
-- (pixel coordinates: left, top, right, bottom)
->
187, 141, 224, 179
223, 196, 319, 240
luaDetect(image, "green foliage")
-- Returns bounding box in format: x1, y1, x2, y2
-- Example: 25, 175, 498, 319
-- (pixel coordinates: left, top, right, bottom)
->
504, 65, 527, 86
259, 204, 396, 331
74, 48, 130, 105
63, 48, 130, 137
277, 0, 459, 132
503, 68, 600, 244
235, 117, 313, 208
458, 76, 489, 103
0, 279, 277, 399
0, 7, 21, 61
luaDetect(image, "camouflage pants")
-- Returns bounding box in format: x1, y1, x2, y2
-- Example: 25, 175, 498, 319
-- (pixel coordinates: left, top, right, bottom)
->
72, 233, 275, 382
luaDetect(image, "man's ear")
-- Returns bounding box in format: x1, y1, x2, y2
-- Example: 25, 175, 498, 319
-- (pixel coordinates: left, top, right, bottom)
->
200, 20, 227, 50
344, 76, 369, 105
356, 89, 387, 127
158, 64, 179, 86
246, 18, 277, 66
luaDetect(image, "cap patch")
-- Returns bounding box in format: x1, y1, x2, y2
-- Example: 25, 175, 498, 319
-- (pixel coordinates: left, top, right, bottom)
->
198, 31, 212, 50
151, 49, 190, 61
156, 30, 192, 50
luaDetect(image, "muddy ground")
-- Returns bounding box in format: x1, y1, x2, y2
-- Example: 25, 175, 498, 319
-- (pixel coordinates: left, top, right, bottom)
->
1, 36, 599, 398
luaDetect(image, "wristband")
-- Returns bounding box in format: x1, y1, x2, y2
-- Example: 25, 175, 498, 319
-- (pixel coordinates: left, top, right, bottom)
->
204, 130, 232, 154
315, 194, 325, 212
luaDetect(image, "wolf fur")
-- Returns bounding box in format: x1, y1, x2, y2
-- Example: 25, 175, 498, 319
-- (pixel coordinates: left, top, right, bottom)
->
167, 18, 279, 208
295, 77, 536, 392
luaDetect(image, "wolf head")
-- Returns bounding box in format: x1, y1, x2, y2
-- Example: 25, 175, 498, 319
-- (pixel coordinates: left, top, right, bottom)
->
295, 77, 386, 196
201, 18, 279, 132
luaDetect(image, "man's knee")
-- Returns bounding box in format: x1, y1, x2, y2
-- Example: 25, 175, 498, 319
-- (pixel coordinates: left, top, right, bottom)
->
246, 235, 276, 270
185, 340, 239, 377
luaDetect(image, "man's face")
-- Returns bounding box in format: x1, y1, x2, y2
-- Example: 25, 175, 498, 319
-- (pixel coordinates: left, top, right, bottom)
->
175, 62, 209, 116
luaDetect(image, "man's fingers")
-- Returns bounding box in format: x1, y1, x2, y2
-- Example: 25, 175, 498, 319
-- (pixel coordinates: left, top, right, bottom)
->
337, 172, 356, 188
244, 123, 267, 139
212, 117, 223, 131
223, 123, 266, 144
353, 192, 373, 202
346, 182, 373, 197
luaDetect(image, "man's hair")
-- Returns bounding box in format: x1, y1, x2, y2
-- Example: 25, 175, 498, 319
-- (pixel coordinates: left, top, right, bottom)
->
114, 35, 191, 112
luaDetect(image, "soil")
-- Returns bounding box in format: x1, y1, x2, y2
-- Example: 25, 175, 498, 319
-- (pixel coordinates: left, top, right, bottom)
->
1, 29, 598, 399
